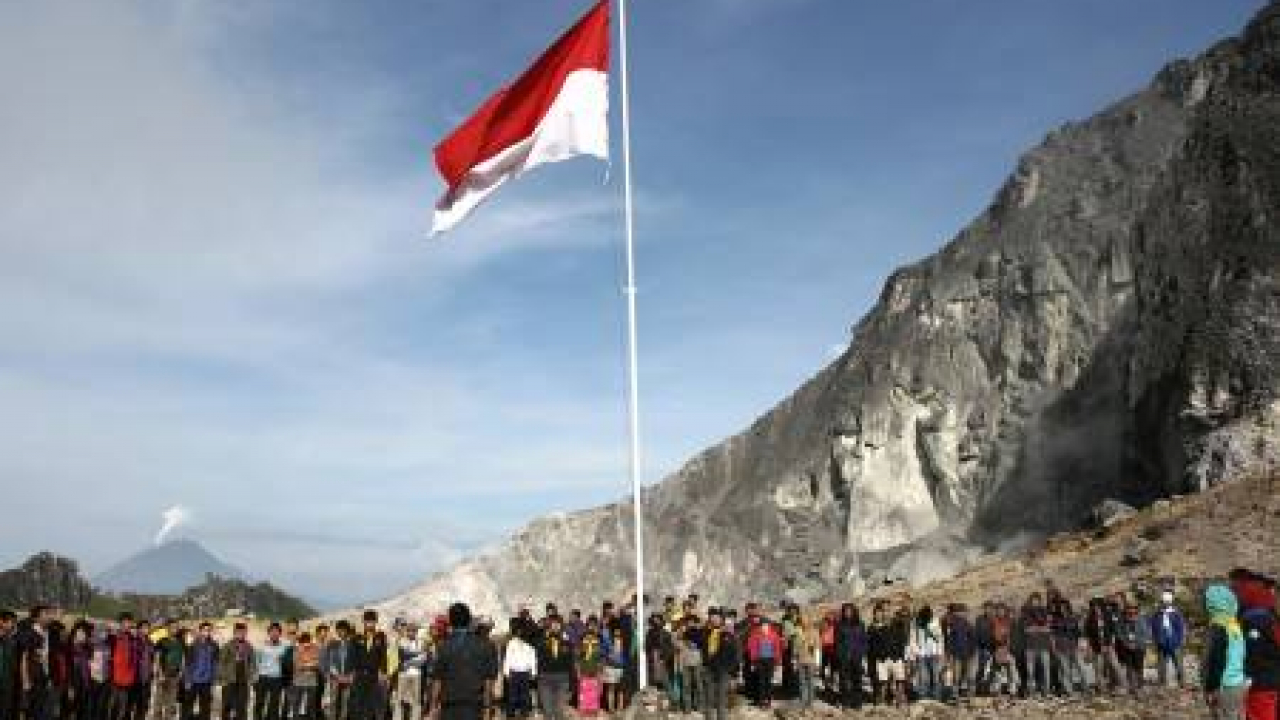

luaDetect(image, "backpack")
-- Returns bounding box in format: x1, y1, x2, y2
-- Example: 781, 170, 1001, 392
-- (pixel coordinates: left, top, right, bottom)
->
1241, 608, 1280, 682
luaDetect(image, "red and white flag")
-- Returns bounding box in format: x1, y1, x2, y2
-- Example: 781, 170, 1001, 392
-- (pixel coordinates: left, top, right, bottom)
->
432, 1, 610, 235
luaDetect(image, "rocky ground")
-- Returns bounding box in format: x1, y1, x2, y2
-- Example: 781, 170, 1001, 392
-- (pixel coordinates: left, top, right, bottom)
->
857, 472, 1280, 616
622, 688, 1213, 720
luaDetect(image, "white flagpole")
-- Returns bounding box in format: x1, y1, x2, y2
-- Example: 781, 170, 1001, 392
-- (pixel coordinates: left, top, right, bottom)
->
615, 0, 647, 690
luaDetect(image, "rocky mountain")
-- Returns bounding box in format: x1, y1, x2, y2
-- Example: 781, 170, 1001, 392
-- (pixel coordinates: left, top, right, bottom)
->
0, 553, 95, 610
109, 575, 317, 621
375, 1, 1280, 621
94, 539, 248, 596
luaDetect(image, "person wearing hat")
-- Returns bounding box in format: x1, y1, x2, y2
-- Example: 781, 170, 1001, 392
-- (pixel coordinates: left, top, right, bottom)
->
348, 610, 390, 720
699, 609, 739, 720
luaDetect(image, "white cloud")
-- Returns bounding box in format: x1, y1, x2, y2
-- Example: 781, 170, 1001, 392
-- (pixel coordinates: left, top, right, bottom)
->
0, 0, 629, 603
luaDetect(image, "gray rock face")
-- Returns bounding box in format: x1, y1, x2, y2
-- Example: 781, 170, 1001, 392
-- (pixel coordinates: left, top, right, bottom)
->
0, 552, 94, 610
377, 1, 1280, 620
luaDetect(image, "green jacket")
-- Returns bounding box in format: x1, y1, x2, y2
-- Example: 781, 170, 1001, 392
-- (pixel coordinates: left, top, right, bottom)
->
217, 639, 259, 686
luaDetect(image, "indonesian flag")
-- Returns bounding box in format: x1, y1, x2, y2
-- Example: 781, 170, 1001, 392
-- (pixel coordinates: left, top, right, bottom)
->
432, 1, 610, 235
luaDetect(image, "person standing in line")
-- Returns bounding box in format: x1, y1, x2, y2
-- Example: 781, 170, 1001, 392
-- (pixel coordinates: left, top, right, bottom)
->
943, 604, 976, 700
744, 616, 784, 709
909, 606, 944, 701
182, 623, 219, 720
1202, 585, 1246, 720
538, 616, 574, 719
574, 627, 604, 717
130, 619, 156, 720
154, 619, 185, 720
432, 603, 498, 720
792, 615, 819, 710
289, 631, 320, 720
833, 604, 866, 710
324, 622, 355, 720
217, 623, 256, 720
1150, 590, 1188, 689
1020, 594, 1052, 698
0, 610, 18, 720
1116, 603, 1151, 694
106, 614, 138, 720
348, 611, 389, 720
699, 610, 738, 720
253, 623, 290, 720
500, 621, 536, 719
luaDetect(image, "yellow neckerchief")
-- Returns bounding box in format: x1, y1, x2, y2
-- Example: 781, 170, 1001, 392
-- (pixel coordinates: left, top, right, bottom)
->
707, 629, 721, 656
1211, 613, 1243, 638
549, 635, 560, 658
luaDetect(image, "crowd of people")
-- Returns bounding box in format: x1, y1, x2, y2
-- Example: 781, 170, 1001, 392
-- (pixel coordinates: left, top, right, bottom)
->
0, 567, 1277, 720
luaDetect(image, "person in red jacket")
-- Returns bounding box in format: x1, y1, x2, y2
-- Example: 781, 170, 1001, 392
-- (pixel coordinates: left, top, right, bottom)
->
744, 616, 786, 709
108, 613, 137, 720
1231, 569, 1280, 720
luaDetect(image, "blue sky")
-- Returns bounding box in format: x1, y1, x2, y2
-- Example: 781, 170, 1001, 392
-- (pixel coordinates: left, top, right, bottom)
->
0, 0, 1264, 606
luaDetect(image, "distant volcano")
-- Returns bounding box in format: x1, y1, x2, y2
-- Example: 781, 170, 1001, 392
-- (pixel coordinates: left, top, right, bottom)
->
95, 538, 248, 595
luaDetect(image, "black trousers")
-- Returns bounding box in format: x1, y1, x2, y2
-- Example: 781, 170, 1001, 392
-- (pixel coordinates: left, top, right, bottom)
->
253, 677, 284, 720
181, 684, 212, 720
838, 662, 863, 709
221, 683, 250, 720
751, 660, 775, 707
348, 673, 384, 720
441, 705, 483, 720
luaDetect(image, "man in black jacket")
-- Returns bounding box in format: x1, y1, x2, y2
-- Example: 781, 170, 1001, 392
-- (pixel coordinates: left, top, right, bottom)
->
699, 609, 738, 720
535, 615, 573, 720
348, 611, 389, 720
432, 604, 497, 720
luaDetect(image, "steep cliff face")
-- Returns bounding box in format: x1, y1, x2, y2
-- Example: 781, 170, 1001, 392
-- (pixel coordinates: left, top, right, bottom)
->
376, 1, 1280, 621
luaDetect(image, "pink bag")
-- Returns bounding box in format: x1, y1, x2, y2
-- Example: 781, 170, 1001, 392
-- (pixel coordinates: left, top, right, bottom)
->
579, 676, 602, 713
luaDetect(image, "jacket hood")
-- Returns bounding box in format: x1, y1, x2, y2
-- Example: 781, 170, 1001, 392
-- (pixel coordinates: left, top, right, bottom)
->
1239, 582, 1277, 611
1205, 585, 1239, 616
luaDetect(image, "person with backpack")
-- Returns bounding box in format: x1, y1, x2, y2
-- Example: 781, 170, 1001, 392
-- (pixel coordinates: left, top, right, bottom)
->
432, 603, 498, 720
1231, 570, 1280, 720
182, 622, 218, 720
699, 609, 738, 720
1202, 584, 1247, 720
943, 604, 976, 699
1149, 589, 1188, 688
833, 603, 867, 709
908, 606, 945, 701
744, 616, 785, 708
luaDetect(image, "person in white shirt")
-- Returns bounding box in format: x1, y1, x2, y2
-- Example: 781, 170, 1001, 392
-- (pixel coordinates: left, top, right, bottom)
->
502, 621, 538, 718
